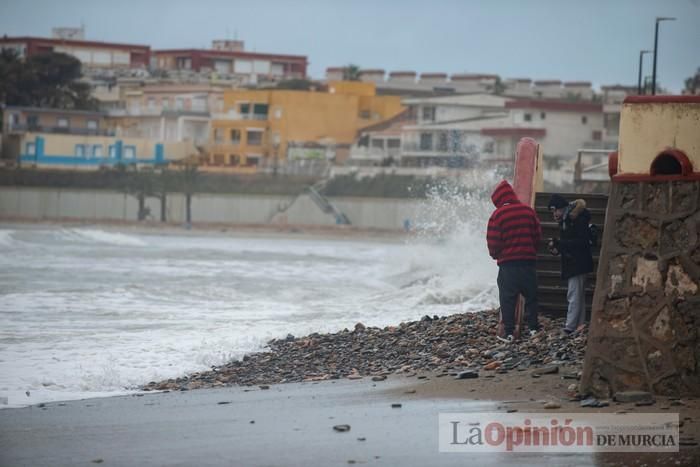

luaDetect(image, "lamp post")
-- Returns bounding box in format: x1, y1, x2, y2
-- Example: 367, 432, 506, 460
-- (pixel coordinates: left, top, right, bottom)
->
637, 50, 652, 95
651, 17, 676, 96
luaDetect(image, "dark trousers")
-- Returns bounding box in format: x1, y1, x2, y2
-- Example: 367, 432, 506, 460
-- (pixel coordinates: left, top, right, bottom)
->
497, 263, 539, 335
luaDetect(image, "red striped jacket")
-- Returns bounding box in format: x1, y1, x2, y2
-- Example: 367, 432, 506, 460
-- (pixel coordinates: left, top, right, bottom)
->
487, 180, 542, 265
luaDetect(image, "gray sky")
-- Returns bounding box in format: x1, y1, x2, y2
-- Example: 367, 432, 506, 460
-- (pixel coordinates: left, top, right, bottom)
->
1, 0, 698, 92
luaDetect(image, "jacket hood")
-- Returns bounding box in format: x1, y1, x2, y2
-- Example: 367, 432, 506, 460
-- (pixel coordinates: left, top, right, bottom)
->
491, 180, 520, 208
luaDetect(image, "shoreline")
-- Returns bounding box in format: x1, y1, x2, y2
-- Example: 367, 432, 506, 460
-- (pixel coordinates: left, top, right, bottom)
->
0, 216, 410, 240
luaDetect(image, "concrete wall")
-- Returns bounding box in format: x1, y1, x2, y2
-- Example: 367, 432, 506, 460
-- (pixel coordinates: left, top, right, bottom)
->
617, 100, 700, 174
0, 187, 422, 230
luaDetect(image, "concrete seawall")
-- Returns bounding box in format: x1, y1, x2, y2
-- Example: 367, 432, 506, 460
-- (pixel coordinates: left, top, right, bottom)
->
0, 187, 422, 230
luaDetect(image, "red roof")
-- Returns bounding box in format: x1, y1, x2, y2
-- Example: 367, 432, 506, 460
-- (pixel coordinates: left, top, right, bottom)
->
623, 95, 700, 104
452, 73, 499, 80
481, 128, 546, 137
505, 99, 602, 112
0, 36, 149, 51
155, 49, 307, 62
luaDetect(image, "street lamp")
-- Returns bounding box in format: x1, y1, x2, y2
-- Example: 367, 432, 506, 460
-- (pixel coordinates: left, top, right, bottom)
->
637, 50, 652, 95
651, 17, 676, 96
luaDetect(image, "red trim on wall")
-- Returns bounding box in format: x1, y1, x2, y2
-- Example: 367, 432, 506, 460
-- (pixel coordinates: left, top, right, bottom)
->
481, 128, 546, 137
623, 95, 700, 104
608, 151, 619, 178
505, 99, 602, 112
613, 173, 700, 182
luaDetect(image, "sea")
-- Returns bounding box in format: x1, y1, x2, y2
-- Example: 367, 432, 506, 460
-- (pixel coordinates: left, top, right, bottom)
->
0, 183, 499, 408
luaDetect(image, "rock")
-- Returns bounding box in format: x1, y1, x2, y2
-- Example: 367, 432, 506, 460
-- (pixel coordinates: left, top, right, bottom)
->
357, 437, 366, 441
455, 370, 479, 380
635, 400, 655, 407
404, 389, 416, 394
354, 323, 366, 332
391, 403, 402, 408
217, 401, 231, 405
371, 375, 387, 382
614, 391, 654, 403
259, 385, 270, 390
532, 365, 559, 376
544, 401, 561, 409
250, 420, 255, 424
333, 424, 351, 432
506, 409, 518, 413
483, 361, 502, 371
91, 460, 104, 464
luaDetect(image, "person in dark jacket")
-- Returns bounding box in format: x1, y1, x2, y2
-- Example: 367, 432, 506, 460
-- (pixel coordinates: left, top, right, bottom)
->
547, 194, 594, 334
487, 180, 542, 342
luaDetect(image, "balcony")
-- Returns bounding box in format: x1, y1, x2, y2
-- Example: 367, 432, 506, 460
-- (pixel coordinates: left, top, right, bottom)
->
6, 124, 115, 136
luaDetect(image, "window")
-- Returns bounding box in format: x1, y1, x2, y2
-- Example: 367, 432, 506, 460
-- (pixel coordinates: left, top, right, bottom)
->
175, 98, 184, 110
27, 115, 39, 129
524, 113, 532, 122
123, 145, 136, 159
239, 103, 250, 115
230, 129, 241, 144
74, 144, 86, 157
387, 139, 400, 149
212, 154, 225, 165
581, 116, 588, 124
228, 154, 241, 166
214, 128, 223, 144
371, 139, 385, 149
422, 106, 436, 122
92, 145, 104, 157
540, 112, 546, 120
252, 104, 268, 118
109, 145, 117, 158
57, 117, 69, 128
592, 130, 602, 141
437, 132, 448, 151
274, 108, 282, 119
87, 120, 98, 130
147, 98, 156, 109
419, 133, 433, 150
247, 130, 263, 146
25, 142, 36, 156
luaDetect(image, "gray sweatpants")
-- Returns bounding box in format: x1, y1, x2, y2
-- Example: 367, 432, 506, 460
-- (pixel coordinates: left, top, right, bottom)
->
566, 274, 587, 331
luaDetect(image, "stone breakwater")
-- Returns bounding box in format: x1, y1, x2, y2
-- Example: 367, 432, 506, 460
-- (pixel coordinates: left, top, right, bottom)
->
143, 310, 587, 392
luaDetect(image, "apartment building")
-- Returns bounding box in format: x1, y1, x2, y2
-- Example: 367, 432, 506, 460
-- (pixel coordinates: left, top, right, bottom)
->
207, 81, 404, 172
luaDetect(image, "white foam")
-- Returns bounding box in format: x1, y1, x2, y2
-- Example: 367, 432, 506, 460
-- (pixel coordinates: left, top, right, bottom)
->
0, 230, 15, 247
56, 228, 147, 247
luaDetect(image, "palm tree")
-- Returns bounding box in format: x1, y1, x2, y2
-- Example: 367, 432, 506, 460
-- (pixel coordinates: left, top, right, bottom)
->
342, 64, 361, 81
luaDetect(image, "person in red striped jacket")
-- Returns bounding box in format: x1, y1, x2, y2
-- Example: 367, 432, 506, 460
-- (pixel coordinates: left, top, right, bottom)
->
487, 180, 542, 342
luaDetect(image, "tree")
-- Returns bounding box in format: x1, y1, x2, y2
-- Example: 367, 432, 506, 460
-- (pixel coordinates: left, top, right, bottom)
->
276, 79, 315, 90
0, 50, 98, 110
342, 64, 361, 81
684, 67, 700, 95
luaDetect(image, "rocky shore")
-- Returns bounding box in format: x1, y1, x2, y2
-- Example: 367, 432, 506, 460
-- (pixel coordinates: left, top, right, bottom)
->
143, 309, 587, 392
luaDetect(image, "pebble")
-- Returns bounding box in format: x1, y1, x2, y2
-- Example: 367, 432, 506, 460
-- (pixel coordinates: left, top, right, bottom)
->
391, 403, 402, 408
142, 310, 587, 392
333, 424, 351, 432
455, 370, 479, 380
371, 375, 387, 382
544, 401, 561, 409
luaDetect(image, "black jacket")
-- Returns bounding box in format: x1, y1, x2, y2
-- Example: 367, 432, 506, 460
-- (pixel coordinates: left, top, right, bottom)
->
557, 199, 594, 280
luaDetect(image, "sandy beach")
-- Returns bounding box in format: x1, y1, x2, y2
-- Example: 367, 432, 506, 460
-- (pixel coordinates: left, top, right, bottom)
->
2, 371, 699, 467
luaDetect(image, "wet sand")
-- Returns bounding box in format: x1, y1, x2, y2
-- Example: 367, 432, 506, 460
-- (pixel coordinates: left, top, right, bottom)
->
1, 373, 698, 467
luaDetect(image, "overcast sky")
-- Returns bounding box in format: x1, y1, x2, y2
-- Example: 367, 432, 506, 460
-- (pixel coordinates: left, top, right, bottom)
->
1, 0, 698, 92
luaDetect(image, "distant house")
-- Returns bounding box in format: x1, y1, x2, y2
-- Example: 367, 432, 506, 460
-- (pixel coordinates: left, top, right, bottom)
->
0, 36, 150, 69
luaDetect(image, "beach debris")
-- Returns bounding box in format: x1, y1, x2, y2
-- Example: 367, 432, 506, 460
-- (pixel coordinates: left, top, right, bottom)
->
333, 424, 351, 432
544, 401, 562, 409
357, 437, 366, 441
455, 370, 479, 380
217, 401, 231, 405
371, 375, 387, 382
259, 385, 270, 390
391, 403, 402, 408
142, 309, 587, 392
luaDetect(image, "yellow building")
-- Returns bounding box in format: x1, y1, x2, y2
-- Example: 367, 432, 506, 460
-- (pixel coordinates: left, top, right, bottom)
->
206, 81, 404, 171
